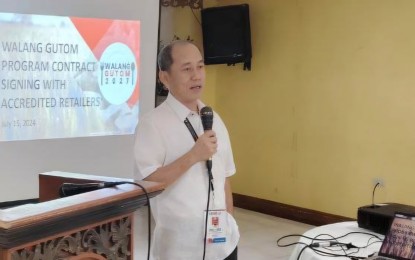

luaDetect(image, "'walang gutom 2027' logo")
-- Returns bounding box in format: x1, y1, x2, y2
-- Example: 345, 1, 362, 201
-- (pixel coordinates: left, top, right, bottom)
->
98, 42, 137, 105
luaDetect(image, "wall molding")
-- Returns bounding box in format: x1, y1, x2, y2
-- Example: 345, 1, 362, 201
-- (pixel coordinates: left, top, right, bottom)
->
233, 193, 355, 226
2, 194, 354, 227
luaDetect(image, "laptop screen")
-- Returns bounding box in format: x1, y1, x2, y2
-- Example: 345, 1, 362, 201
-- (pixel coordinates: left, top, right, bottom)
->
379, 213, 415, 260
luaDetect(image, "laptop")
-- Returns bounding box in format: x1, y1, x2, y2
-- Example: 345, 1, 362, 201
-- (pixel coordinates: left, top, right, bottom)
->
367, 213, 415, 260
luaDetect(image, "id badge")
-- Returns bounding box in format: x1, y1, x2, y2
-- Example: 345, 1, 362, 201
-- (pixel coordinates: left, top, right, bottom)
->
205, 209, 228, 244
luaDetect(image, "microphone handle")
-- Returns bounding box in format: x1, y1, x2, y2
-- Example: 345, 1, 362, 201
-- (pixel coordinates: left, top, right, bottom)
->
59, 183, 103, 197
59, 182, 127, 197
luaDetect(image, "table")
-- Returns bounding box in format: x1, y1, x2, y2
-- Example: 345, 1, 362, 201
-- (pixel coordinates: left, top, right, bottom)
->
287, 221, 384, 260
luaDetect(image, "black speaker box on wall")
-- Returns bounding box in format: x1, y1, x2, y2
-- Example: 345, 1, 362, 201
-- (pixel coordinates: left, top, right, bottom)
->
201, 4, 252, 70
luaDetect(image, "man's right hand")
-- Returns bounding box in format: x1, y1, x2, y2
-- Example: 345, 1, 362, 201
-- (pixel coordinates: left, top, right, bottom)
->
191, 130, 217, 162
143, 130, 218, 186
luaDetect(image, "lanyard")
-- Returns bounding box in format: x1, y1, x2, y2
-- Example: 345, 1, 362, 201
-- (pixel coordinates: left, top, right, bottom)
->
184, 118, 198, 142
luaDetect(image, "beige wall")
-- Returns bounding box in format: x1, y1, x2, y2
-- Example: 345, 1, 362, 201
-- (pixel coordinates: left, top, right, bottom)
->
162, 0, 415, 218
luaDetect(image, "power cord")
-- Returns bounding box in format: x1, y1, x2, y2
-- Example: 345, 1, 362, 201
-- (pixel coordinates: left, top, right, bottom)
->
122, 181, 152, 260
310, 242, 359, 258
190, 5, 202, 26
297, 243, 363, 260
277, 232, 383, 260
372, 182, 381, 206
308, 234, 355, 259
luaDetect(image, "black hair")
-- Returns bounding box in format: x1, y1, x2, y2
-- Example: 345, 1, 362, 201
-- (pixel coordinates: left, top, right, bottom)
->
157, 40, 194, 71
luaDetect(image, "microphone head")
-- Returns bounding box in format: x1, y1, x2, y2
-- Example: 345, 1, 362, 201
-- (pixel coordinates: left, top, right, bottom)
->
59, 182, 104, 197
200, 106, 213, 131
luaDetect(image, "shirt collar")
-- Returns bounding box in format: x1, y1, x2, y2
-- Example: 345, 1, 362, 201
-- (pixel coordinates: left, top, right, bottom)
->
165, 93, 206, 121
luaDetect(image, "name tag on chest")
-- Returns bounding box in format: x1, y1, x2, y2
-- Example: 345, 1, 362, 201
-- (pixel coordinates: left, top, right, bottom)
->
205, 209, 228, 244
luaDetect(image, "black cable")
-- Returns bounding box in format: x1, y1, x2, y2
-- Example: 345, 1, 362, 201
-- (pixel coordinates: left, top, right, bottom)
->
311, 233, 349, 256
279, 232, 382, 244
106, 181, 152, 260
310, 247, 366, 258
311, 233, 338, 244
202, 169, 213, 260
304, 234, 361, 259
190, 5, 202, 26
296, 244, 311, 260
312, 244, 359, 258
313, 233, 359, 258
333, 231, 383, 241
277, 241, 310, 247
125, 181, 152, 260
278, 231, 382, 245
278, 231, 384, 259
59, 181, 152, 259
311, 232, 382, 248
367, 236, 383, 247
183, 117, 213, 259
278, 233, 337, 244
372, 182, 380, 206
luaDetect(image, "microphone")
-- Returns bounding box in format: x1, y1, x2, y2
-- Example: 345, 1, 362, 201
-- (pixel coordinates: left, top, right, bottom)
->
200, 106, 214, 171
200, 106, 213, 131
200, 106, 214, 191
59, 181, 128, 197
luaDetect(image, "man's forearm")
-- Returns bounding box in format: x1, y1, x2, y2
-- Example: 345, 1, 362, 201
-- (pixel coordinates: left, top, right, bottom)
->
144, 151, 198, 186
225, 178, 234, 215
143, 131, 218, 187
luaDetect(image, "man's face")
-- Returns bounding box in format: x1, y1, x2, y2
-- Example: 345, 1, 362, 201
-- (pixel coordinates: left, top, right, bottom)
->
160, 43, 206, 110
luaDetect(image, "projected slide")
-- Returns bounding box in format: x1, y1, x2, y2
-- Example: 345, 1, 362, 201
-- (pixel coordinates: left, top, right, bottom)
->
0, 12, 140, 141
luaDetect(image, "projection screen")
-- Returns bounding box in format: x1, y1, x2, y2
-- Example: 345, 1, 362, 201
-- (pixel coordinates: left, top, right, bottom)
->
0, 0, 159, 202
